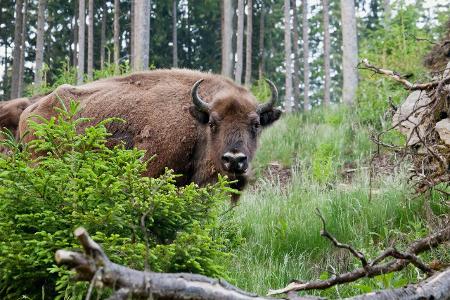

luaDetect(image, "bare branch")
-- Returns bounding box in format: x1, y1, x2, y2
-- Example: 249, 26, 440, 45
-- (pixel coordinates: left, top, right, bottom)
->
359, 59, 450, 90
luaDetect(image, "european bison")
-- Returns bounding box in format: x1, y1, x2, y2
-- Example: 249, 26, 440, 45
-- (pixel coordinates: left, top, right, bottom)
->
19, 69, 281, 199
0, 97, 33, 137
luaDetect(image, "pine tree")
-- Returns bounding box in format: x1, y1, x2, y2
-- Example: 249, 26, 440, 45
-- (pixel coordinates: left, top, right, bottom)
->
341, 0, 358, 105
10, 0, 24, 98
87, 0, 94, 80
77, 0, 85, 85
323, 0, 331, 107
244, 0, 253, 87
221, 0, 234, 77
292, 0, 301, 110
235, 0, 244, 84
134, 0, 150, 71
284, 0, 293, 112
34, 0, 47, 88
114, 0, 120, 73
258, 2, 265, 80
302, 0, 310, 110
17, 0, 28, 97
172, 0, 178, 67
100, 2, 106, 70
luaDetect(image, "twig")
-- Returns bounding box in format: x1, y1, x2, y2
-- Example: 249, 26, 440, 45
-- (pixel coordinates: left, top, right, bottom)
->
359, 59, 450, 90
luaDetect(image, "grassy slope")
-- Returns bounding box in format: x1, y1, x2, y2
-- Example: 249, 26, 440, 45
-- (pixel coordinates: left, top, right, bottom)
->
224, 107, 449, 298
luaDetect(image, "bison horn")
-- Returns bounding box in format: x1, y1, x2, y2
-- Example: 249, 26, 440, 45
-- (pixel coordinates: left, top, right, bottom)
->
257, 79, 278, 114
191, 79, 210, 112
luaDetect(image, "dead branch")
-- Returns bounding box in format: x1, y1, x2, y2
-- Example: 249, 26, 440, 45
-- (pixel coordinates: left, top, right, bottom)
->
359, 59, 450, 90
56, 227, 450, 300
268, 223, 449, 296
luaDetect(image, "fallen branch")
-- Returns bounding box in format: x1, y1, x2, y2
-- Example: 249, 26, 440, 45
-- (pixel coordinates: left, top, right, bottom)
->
268, 222, 449, 296
56, 227, 450, 300
359, 59, 450, 90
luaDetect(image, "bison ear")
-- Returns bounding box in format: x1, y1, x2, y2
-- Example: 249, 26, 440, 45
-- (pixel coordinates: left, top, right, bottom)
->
189, 106, 209, 124
259, 107, 282, 127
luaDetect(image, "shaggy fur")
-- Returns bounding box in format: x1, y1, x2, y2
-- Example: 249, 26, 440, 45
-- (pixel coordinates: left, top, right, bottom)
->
19, 69, 281, 197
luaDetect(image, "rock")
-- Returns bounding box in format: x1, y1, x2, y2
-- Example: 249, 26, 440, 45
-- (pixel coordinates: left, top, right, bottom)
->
393, 90, 432, 146
435, 118, 450, 146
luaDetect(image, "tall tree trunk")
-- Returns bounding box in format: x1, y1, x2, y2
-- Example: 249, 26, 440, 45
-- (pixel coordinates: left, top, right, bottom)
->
258, 2, 265, 80
114, 0, 120, 73
341, 0, 358, 105
134, 0, 150, 71
383, 0, 390, 24
221, 0, 233, 78
73, 0, 78, 67
77, 0, 85, 85
100, 2, 106, 70
322, 0, 331, 107
291, 0, 300, 110
10, 0, 24, 99
130, 0, 135, 67
17, 0, 28, 97
244, 0, 253, 87
302, 0, 310, 111
87, 0, 94, 80
234, 0, 244, 84
284, 0, 293, 113
172, 0, 178, 68
3, 45, 8, 98
34, 0, 46, 88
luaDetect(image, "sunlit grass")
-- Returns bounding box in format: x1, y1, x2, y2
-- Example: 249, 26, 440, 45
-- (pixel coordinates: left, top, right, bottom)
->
224, 106, 449, 297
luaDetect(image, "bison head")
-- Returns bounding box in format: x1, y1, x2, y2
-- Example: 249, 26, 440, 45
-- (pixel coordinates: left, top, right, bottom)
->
189, 79, 281, 186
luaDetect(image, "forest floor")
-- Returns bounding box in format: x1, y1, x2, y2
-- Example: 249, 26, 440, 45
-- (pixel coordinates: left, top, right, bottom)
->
223, 106, 449, 298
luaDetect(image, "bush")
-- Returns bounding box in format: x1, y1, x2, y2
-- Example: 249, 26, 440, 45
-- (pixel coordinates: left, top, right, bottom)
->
0, 101, 237, 299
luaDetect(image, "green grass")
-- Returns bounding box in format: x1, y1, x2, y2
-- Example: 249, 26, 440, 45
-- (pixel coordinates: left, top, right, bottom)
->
224, 106, 449, 298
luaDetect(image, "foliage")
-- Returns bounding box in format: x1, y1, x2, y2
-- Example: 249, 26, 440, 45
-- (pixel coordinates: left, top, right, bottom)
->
0, 100, 238, 299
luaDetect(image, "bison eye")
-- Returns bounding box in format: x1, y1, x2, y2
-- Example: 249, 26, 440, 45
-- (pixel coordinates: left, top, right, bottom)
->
208, 121, 217, 133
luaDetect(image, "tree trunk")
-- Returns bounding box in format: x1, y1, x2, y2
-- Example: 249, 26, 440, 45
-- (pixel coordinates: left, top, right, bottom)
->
291, 0, 300, 110
130, 0, 135, 67
302, 0, 310, 111
77, 0, 85, 85
10, 0, 24, 99
172, 0, 178, 68
34, 0, 46, 88
244, 0, 253, 87
322, 0, 331, 107
73, 0, 78, 67
221, 0, 233, 78
114, 0, 120, 73
100, 2, 106, 70
17, 0, 28, 97
284, 0, 293, 113
3, 44, 8, 98
87, 0, 94, 80
384, 0, 391, 25
341, 0, 358, 105
258, 2, 265, 81
133, 0, 150, 71
234, 0, 244, 84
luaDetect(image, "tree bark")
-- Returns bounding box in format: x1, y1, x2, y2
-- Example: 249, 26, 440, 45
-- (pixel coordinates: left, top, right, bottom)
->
302, 0, 309, 111
133, 0, 150, 71
235, 0, 244, 84
100, 2, 106, 70
17, 0, 28, 97
322, 0, 331, 107
34, 0, 46, 88
258, 3, 265, 80
77, 0, 85, 85
383, 0, 391, 25
10, 0, 24, 99
172, 0, 178, 68
3, 44, 8, 98
130, 0, 135, 67
221, 0, 234, 78
292, 0, 300, 110
73, 0, 78, 67
284, 0, 293, 112
114, 0, 120, 73
87, 0, 94, 80
341, 0, 358, 105
244, 0, 253, 87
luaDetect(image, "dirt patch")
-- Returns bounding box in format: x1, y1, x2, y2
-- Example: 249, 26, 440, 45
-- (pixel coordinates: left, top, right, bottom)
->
339, 153, 399, 183
261, 161, 292, 187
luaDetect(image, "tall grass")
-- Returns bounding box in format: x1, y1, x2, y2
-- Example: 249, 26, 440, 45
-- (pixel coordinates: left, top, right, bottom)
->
224, 106, 449, 297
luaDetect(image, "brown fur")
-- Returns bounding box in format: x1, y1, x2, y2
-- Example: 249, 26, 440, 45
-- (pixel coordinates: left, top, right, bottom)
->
19, 69, 281, 196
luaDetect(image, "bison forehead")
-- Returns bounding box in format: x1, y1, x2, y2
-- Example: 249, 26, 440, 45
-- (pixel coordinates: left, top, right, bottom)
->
211, 96, 257, 117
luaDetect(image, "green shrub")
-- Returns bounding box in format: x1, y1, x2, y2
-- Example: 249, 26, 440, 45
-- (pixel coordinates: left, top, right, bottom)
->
0, 101, 237, 299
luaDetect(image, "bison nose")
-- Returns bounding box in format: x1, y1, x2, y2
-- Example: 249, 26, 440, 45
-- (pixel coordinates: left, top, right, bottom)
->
221, 152, 248, 173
